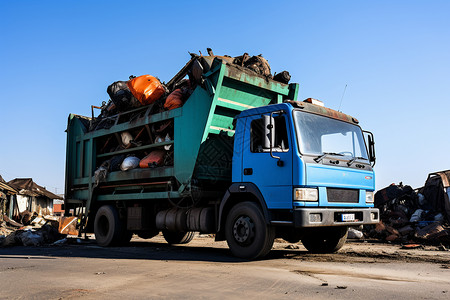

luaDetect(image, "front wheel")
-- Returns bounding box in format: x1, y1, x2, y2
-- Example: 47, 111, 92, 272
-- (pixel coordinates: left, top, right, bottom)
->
225, 202, 275, 260
301, 226, 348, 253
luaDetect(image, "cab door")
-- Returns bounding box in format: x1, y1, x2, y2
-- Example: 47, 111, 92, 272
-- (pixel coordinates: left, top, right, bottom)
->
241, 113, 293, 209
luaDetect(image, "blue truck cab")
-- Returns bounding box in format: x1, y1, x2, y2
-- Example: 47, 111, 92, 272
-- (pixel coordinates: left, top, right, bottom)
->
221, 99, 379, 256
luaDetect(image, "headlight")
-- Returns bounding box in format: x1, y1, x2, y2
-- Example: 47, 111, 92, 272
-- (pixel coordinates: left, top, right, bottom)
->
366, 191, 374, 203
294, 188, 318, 201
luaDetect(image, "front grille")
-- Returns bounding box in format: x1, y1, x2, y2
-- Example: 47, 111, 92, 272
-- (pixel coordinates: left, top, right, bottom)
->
327, 188, 359, 203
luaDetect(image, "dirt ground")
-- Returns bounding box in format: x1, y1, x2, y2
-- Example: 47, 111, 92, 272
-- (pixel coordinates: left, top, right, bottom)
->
0, 235, 449, 299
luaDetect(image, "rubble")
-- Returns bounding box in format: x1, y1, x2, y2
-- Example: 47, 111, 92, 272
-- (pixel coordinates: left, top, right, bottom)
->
364, 170, 450, 247
1, 212, 74, 247
347, 227, 364, 239
0, 224, 66, 247
58, 216, 78, 235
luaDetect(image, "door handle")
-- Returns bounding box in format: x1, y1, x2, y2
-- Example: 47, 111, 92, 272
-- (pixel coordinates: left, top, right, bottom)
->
244, 168, 253, 175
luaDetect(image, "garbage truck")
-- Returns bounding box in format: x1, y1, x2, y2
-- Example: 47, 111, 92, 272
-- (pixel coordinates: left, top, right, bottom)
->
64, 53, 379, 259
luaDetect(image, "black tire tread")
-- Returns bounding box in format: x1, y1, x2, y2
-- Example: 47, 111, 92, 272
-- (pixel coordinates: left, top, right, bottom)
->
163, 231, 195, 245
94, 205, 130, 247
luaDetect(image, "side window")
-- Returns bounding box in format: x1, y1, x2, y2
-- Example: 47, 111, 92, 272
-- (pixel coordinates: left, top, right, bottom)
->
250, 118, 264, 152
250, 116, 289, 153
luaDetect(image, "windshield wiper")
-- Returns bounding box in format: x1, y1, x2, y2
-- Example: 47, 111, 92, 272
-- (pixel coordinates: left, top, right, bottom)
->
314, 152, 344, 163
347, 156, 368, 166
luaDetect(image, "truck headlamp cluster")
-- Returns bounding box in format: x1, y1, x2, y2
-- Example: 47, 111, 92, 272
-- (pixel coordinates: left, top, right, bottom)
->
366, 191, 374, 203
294, 188, 318, 201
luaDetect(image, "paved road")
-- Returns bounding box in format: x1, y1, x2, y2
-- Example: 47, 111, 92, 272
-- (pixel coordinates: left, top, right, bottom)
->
0, 236, 449, 299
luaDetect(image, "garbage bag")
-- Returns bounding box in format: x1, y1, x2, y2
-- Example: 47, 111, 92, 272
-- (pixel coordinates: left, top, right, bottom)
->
164, 89, 184, 110
121, 131, 133, 147
347, 228, 363, 239
244, 55, 272, 78
94, 160, 110, 186
127, 75, 166, 105
410, 209, 424, 222
107, 81, 141, 111
20, 230, 44, 246
273, 71, 291, 84
120, 156, 140, 171
140, 150, 165, 168
109, 155, 125, 172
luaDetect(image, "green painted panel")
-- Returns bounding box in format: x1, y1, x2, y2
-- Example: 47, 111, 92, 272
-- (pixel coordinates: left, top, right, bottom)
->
219, 79, 277, 108
71, 189, 89, 201
288, 83, 300, 101
73, 178, 89, 185
96, 191, 180, 201
224, 67, 290, 95
65, 114, 89, 199
214, 100, 249, 112
210, 114, 235, 131
82, 139, 90, 178
174, 87, 213, 186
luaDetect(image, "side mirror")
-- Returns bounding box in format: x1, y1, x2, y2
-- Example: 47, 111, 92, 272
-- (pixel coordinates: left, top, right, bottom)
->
263, 113, 284, 167
262, 115, 275, 149
363, 131, 376, 167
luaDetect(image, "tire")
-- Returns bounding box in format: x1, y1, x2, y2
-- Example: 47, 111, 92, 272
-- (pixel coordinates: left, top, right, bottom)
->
301, 226, 348, 253
163, 230, 195, 245
94, 205, 128, 246
225, 202, 275, 260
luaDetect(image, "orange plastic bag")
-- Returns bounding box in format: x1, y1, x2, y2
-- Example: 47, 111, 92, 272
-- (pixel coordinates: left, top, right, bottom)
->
127, 75, 165, 105
139, 150, 166, 168
164, 89, 184, 110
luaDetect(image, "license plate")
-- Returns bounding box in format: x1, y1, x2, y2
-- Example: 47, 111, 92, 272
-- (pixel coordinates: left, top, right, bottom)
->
341, 213, 355, 222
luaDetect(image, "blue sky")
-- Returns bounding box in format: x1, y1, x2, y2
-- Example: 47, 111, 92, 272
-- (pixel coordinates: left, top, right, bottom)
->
1, 0, 449, 193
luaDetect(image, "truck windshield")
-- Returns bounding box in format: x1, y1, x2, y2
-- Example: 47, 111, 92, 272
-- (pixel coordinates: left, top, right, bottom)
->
293, 111, 369, 160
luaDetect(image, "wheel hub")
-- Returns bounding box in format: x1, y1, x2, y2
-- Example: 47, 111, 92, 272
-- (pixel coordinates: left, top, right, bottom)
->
233, 216, 253, 243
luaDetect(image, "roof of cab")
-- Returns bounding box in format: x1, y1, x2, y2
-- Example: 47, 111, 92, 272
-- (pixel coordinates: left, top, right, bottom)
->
235, 101, 359, 125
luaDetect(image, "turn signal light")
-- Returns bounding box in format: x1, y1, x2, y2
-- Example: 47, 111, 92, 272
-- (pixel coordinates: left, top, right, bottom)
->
294, 188, 319, 201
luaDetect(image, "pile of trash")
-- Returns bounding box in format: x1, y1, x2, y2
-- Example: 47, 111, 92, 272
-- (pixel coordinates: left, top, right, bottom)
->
363, 170, 450, 246
88, 48, 291, 185
0, 214, 67, 247
0, 224, 65, 247
90, 48, 290, 132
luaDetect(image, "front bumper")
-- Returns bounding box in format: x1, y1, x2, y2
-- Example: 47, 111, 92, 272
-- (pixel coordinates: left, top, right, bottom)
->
293, 207, 379, 227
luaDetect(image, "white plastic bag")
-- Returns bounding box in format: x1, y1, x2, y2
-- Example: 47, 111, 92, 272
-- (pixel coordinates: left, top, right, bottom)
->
121, 131, 133, 146
120, 156, 140, 171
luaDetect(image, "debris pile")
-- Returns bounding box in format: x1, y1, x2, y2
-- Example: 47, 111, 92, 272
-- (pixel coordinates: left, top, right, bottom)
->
0, 225, 64, 247
86, 48, 291, 185
365, 170, 450, 246
91, 48, 289, 130
1, 214, 66, 247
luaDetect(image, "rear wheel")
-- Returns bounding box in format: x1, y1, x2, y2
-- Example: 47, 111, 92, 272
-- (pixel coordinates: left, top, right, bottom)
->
162, 230, 195, 245
225, 202, 275, 259
301, 226, 348, 253
94, 205, 128, 246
